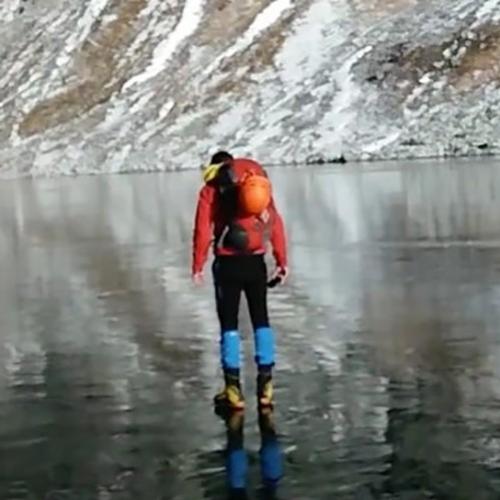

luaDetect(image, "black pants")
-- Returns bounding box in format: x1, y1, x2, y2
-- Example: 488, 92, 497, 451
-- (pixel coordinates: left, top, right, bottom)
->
212, 255, 269, 332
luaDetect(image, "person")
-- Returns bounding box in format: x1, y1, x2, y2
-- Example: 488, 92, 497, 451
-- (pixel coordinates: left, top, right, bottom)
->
192, 151, 288, 410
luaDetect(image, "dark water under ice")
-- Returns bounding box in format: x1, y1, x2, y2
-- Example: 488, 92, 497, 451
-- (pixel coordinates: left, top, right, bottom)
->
1, 159, 500, 499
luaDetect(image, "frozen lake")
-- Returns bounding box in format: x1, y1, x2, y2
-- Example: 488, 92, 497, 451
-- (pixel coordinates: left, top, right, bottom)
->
1, 159, 500, 499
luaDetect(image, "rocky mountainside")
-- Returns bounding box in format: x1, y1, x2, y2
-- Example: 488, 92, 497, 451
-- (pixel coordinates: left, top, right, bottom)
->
1, 0, 499, 177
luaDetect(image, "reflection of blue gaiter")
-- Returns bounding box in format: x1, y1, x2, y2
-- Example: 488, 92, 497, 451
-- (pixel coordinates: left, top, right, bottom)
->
221, 330, 240, 370
227, 448, 248, 490
254, 327, 275, 366
260, 438, 283, 487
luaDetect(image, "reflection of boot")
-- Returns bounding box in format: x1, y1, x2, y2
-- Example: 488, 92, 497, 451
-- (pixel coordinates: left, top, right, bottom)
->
225, 412, 248, 499
258, 407, 283, 498
258, 406, 276, 436
257, 370, 273, 408
214, 372, 245, 411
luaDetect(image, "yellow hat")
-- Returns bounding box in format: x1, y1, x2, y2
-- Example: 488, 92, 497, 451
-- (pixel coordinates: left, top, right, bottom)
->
202, 163, 223, 183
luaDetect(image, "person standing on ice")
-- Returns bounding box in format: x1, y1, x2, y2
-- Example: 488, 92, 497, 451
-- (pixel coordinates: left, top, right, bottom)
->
192, 151, 288, 410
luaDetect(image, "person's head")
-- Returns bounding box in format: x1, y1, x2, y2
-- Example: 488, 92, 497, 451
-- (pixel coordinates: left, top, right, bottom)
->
210, 151, 233, 165
203, 151, 234, 184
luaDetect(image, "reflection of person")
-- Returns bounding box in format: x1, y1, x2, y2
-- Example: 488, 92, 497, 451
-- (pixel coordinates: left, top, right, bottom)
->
224, 412, 248, 500
192, 151, 288, 410
222, 408, 284, 499
258, 408, 284, 498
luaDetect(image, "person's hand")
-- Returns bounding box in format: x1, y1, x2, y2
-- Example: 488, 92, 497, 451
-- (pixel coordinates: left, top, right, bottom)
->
269, 266, 289, 287
276, 266, 289, 284
192, 272, 205, 286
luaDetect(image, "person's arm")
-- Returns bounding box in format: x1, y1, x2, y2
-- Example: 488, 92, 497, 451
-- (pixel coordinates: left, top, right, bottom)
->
268, 198, 288, 280
192, 184, 215, 277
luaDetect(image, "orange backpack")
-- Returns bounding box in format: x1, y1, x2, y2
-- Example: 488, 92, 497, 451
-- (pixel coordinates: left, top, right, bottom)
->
214, 169, 273, 253
237, 172, 271, 216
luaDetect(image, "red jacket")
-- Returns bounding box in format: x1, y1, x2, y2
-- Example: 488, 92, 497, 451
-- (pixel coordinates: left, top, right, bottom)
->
192, 158, 287, 274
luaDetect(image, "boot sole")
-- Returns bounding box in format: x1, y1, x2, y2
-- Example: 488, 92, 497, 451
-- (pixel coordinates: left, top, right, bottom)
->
214, 397, 245, 411
258, 398, 274, 409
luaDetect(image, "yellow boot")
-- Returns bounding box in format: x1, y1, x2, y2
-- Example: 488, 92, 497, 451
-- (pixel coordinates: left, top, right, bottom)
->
257, 372, 274, 408
214, 374, 245, 411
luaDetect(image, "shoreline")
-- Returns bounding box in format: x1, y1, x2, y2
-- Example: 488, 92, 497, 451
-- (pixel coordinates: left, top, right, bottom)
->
0, 149, 499, 181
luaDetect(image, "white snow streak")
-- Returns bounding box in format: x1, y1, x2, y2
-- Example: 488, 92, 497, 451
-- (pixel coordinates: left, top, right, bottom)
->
59, 0, 111, 64
276, 0, 347, 87
333, 46, 373, 119
0, 59, 26, 92
138, 100, 176, 144
475, 0, 500, 22
1, 0, 22, 23
122, 0, 175, 68
129, 92, 154, 115
98, 98, 129, 132
123, 0, 206, 90
362, 131, 401, 154
211, 101, 251, 137
315, 45, 373, 154
202, 0, 293, 77
158, 99, 175, 121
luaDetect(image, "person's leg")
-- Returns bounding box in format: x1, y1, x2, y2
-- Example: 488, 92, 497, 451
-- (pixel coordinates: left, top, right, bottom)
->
213, 257, 245, 408
243, 256, 275, 406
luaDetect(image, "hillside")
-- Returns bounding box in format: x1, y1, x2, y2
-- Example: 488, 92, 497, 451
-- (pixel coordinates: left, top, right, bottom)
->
1, 0, 499, 176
